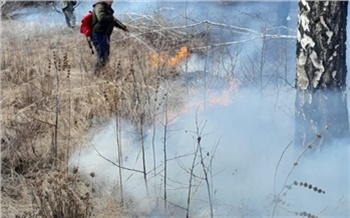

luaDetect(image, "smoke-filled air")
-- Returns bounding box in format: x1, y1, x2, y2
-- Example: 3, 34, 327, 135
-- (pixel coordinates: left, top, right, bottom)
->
1, 1, 349, 218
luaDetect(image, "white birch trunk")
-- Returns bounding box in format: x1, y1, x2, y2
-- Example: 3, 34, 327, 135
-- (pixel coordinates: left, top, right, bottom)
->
295, 1, 349, 149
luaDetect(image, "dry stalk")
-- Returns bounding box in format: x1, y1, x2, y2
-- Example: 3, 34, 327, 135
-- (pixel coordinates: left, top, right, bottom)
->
272, 126, 330, 217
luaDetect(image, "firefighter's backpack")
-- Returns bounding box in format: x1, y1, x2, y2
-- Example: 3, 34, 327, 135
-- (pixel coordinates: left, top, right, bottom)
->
80, 11, 94, 54
80, 11, 93, 38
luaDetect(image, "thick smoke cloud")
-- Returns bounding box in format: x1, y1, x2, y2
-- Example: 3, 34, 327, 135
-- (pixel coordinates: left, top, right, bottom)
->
71, 83, 348, 217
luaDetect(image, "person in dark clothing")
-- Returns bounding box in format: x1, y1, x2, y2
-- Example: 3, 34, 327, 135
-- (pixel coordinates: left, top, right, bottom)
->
60, 1, 76, 28
91, 0, 129, 74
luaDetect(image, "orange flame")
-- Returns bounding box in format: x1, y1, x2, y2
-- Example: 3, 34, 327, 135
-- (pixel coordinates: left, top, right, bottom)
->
149, 46, 190, 67
156, 78, 241, 125
207, 90, 231, 106
207, 78, 240, 106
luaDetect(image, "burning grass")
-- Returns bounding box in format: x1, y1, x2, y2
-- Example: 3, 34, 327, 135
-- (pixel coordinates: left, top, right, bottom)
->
149, 46, 190, 67
1, 14, 209, 217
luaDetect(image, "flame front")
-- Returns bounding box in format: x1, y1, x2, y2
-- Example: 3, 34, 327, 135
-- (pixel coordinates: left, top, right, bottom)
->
149, 46, 190, 67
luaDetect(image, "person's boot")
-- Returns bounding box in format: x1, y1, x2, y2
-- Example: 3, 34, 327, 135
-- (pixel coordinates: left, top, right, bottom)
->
94, 64, 101, 76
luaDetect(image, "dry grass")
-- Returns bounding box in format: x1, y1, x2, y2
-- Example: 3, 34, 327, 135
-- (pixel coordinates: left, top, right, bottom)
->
1, 13, 207, 217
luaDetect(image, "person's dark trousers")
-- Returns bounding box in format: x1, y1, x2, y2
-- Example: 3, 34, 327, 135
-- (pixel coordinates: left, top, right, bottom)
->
92, 32, 110, 74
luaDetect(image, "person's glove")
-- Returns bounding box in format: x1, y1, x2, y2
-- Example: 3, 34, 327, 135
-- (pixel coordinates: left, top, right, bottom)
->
124, 27, 129, 33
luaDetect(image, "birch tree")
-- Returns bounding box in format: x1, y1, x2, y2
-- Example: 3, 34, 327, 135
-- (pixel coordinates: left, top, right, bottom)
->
295, 0, 349, 149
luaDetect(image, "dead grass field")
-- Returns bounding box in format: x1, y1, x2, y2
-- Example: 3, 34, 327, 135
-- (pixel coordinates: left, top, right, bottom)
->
1, 15, 207, 217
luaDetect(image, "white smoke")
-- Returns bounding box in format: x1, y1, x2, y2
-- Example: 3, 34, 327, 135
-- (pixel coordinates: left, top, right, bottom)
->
70, 83, 349, 217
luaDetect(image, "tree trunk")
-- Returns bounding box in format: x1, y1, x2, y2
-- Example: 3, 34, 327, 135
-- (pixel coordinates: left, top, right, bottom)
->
295, 1, 349, 149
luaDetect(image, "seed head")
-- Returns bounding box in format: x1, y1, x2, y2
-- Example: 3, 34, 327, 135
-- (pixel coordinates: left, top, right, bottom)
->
90, 172, 95, 178
72, 167, 78, 174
